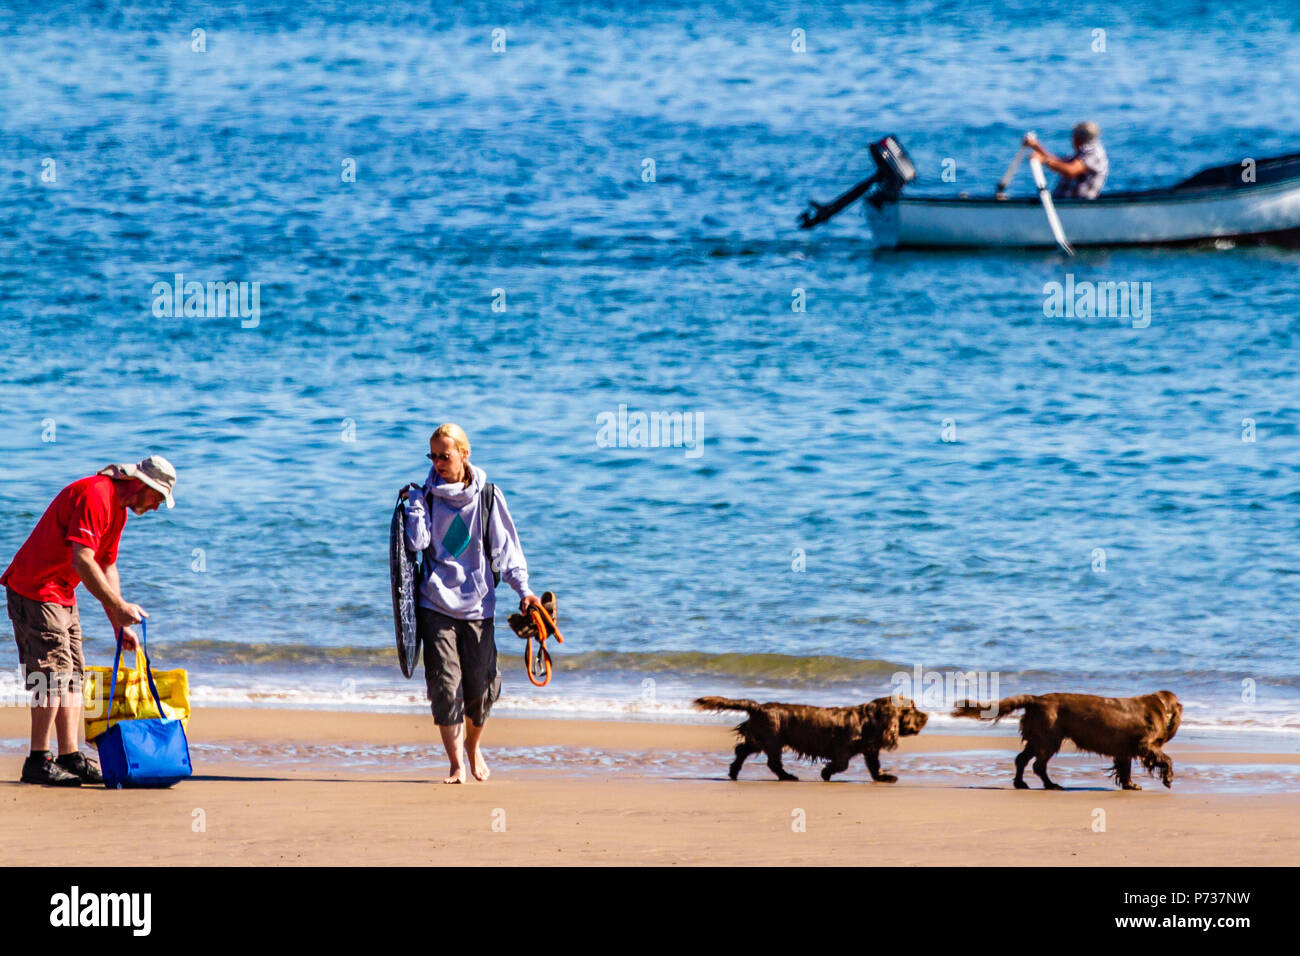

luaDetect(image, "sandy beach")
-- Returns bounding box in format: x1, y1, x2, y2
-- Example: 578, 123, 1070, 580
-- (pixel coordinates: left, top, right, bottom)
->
2, 707, 1297, 866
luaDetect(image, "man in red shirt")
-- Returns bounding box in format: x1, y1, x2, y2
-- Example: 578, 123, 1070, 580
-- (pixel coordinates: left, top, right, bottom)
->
2, 456, 177, 786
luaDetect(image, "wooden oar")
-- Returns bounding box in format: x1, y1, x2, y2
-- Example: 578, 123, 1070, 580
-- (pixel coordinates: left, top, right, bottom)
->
995, 146, 1027, 199
1029, 155, 1074, 256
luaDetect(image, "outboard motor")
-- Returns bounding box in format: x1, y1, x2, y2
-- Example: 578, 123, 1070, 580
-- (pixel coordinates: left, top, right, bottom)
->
798, 135, 916, 229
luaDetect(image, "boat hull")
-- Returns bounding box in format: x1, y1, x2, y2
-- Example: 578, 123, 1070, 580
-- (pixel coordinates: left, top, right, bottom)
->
867, 178, 1300, 249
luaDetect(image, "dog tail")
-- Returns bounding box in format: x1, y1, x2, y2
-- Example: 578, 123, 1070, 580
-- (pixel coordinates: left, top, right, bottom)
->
693, 696, 762, 715
950, 695, 1037, 723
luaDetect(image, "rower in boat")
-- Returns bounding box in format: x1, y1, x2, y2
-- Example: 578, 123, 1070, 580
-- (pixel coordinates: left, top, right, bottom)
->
799, 132, 1300, 248
1024, 122, 1109, 199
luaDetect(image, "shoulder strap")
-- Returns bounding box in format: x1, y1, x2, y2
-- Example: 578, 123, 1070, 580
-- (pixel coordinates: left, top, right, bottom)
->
419, 486, 437, 568
481, 483, 500, 587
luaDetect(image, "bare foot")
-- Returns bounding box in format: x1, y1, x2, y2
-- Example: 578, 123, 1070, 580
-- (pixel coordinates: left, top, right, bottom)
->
443, 764, 466, 784
467, 747, 490, 781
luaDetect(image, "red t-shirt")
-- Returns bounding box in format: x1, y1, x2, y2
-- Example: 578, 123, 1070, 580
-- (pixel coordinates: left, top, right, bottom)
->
1, 475, 128, 606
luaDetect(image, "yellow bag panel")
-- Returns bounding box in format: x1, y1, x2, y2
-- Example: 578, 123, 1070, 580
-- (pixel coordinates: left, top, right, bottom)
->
84, 648, 190, 742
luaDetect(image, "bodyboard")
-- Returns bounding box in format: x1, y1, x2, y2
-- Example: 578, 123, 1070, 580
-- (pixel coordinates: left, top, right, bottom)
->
389, 495, 420, 678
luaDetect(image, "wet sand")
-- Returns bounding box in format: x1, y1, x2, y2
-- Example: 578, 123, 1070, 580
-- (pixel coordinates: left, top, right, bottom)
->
2, 707, 1297, 865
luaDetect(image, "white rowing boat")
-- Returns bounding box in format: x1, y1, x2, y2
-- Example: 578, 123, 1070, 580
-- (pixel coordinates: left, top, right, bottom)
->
801, 137, 1300, 249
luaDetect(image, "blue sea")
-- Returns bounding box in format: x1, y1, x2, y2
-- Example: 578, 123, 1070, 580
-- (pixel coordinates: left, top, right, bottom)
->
2, 1, 1298, 743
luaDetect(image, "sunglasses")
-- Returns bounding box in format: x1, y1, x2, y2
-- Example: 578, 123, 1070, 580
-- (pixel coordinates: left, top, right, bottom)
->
426, 452, 456, 463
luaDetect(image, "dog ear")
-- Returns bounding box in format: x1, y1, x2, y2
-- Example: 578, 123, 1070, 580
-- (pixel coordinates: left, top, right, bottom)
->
1154, 691, 1182, 740
1166, 699, 1182, 740
877, 702, 902, 750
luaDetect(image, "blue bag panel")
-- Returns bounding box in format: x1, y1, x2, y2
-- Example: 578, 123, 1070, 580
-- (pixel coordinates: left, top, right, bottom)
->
96, 717, 193, 789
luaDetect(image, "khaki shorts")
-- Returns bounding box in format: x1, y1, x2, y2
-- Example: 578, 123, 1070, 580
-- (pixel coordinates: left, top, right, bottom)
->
6, 587, 83, 700
418, 608, 500, 726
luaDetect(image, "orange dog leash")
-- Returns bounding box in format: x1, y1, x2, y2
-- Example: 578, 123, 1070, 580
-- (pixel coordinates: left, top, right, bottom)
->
525, 604, 564, 687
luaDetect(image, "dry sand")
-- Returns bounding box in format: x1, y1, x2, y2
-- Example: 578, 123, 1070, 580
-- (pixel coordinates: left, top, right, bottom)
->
2, 707, 1297, 866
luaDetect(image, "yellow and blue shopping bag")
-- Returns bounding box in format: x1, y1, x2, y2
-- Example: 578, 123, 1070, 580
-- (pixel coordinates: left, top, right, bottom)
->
84, 622, 192, 788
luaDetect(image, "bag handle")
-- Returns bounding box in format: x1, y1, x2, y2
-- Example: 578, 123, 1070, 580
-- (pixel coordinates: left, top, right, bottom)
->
108, 620, 168, 725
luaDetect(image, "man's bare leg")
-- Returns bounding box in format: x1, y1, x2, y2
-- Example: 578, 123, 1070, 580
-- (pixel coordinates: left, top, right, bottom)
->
55, 692, 81, 755
438, 722, 466, 784
30, 700, 57, 753
465, 720, 489, 780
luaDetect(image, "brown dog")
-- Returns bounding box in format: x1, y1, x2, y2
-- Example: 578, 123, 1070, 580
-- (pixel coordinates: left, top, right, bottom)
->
952, 691, 1182, 790
694, 696, 928, 782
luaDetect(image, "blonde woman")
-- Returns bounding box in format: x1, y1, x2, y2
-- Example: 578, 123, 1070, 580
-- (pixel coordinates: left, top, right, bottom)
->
403, 424, 541, 783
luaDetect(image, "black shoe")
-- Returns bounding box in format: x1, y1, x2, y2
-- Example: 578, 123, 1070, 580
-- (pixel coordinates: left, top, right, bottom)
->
20, 755, 82, 787
57, 751, 103, 785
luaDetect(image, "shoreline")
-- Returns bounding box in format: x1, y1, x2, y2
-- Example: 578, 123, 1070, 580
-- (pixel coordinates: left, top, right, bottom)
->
2, 706, 1298, 865
4, 705, 1298, 773
8, 661, 1295, 742
7, 641, 1295, 738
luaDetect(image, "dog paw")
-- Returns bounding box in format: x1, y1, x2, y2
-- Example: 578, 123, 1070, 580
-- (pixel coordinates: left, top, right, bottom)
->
780, 774, 799, 782
1013, 780, 1030, 790
1162, 776, 1173, 789
875, 774, 898, 784
1122, 782, 1143, 791
1045, 782, 1065, 791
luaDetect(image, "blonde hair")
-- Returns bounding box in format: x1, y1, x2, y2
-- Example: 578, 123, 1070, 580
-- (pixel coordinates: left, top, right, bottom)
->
431, 423, 473, 485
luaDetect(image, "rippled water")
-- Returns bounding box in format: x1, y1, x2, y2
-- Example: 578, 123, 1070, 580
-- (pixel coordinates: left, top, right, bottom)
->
1, 2, 1298, 733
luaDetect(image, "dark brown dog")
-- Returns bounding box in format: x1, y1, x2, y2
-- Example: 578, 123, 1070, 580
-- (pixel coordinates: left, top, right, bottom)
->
694, 696, 928, 782
952, 691, 1182, 790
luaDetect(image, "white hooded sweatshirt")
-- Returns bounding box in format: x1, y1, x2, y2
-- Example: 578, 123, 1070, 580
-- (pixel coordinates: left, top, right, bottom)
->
403, 464, 533, 620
